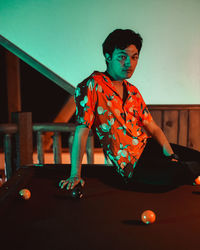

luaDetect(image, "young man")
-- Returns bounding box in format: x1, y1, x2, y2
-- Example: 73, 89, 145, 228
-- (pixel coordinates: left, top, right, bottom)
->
60, 29, 198, 190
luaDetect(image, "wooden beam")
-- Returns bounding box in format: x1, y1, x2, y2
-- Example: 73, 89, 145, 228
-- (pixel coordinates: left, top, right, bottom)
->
12, 112, 33, 169
6, 50, 21, 122
53, 95, 76, 123
43, 95, 76, 150
0, 35, 75, 95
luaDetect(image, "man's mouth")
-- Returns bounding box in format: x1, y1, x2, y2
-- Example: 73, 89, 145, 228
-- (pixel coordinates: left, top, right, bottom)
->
123, 69, 132, 73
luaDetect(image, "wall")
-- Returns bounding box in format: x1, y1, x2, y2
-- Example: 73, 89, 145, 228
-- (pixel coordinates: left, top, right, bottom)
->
0, 0, 200, 104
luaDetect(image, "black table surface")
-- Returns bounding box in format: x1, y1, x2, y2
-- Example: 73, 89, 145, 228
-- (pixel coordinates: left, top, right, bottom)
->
1, 161, 200, 250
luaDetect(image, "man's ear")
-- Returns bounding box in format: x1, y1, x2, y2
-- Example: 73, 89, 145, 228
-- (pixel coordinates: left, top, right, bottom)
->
105, 53, 112, 63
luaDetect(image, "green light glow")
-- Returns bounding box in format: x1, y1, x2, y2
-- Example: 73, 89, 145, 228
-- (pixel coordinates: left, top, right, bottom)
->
0, 0, 200, 103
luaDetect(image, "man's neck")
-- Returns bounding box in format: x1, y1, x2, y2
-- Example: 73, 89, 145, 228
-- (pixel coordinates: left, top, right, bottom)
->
104, 71, 124, 85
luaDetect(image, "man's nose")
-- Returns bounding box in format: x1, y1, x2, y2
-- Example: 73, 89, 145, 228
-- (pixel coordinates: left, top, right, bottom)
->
125, 57, 131, 67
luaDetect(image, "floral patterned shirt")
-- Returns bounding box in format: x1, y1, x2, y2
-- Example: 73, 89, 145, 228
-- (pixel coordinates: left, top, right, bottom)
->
74, 71, 153, 180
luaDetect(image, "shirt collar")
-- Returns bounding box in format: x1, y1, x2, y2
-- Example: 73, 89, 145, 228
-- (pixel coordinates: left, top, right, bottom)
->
93, 71, 128, 87
92, 71, 136, 98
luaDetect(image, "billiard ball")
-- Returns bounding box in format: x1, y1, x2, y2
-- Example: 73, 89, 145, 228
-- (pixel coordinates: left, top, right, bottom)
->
194, 176, 200, 185
71, 183, 83, 199
19, 188, 31, 200
141, 210, 156, 224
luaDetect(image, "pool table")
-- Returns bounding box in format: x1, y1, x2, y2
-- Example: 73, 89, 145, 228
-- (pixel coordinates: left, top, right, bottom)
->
0, 144, 200, 250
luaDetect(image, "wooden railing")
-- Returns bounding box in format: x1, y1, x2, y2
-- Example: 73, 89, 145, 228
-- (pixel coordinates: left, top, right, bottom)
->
0, 112, 94, 179
148, 105, 200, 151
0, 123, 17, 179
32, 123, 94, 165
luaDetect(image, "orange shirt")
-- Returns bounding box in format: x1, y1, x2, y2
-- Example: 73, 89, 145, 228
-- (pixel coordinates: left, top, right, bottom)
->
75, 71, 153, 179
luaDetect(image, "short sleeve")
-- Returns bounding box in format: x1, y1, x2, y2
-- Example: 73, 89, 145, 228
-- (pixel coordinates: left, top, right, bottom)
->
74, 78, 97, 129
136, 88, 153, 126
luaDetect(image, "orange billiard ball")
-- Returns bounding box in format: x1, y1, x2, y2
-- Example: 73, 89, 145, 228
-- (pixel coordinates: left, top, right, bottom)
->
141, 210, 156, 224
194, 176, 200, 185
19, 189, 31, 200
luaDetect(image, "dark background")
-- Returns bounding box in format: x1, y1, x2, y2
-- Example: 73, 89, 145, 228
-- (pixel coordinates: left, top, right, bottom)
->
0, 45, 73, 124
0, 45, 75, 149
0, 45, 100, 149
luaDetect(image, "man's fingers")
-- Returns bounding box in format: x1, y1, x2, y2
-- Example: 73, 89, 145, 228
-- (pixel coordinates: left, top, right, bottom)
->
59, 178, 84, 190
66, 180, 78, 190
59, 180, 63, 187
171, 158, 178, 162
80, 179, 85, 187
61, 181, 69, 189
71, 179, 82, 189
59, 179, 74, 189
70, 182, 76, 190
59, 180, 66, 188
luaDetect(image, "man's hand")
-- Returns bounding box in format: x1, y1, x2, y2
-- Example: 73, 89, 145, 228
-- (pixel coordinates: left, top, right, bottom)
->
59, 176, 85, 190
171, 158, 178, 162
143, 120, 175, 157
166, 153, 180, 162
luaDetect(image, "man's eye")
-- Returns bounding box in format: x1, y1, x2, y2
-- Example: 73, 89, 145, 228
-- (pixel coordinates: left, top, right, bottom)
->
119, 55, 126, 60
132, 56, 139, 60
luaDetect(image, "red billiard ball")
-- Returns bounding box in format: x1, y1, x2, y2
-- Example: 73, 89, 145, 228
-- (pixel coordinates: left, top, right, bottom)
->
194, 176, 200, 185
19, 189, 31, 200
141, 210, 156, 224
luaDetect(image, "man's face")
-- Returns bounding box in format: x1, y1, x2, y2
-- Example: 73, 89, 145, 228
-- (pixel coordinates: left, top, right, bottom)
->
106, 44, 139, 81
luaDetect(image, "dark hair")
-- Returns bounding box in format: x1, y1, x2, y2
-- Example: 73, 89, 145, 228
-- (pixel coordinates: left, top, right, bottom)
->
102, 29, 143, 57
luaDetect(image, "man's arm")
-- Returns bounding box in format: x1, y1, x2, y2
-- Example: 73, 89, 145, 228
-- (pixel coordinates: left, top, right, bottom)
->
59, 124, 90, 190
143, 119, 175, 157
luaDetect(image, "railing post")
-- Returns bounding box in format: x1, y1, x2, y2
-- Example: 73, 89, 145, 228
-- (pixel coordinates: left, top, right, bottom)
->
12, 112, 33, 169
53, 132, 62, 164
4, 134, 12, 179
37, 131, 44, 164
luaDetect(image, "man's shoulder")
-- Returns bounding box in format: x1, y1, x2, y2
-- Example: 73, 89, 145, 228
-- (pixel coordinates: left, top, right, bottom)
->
77, 71, 106, 89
